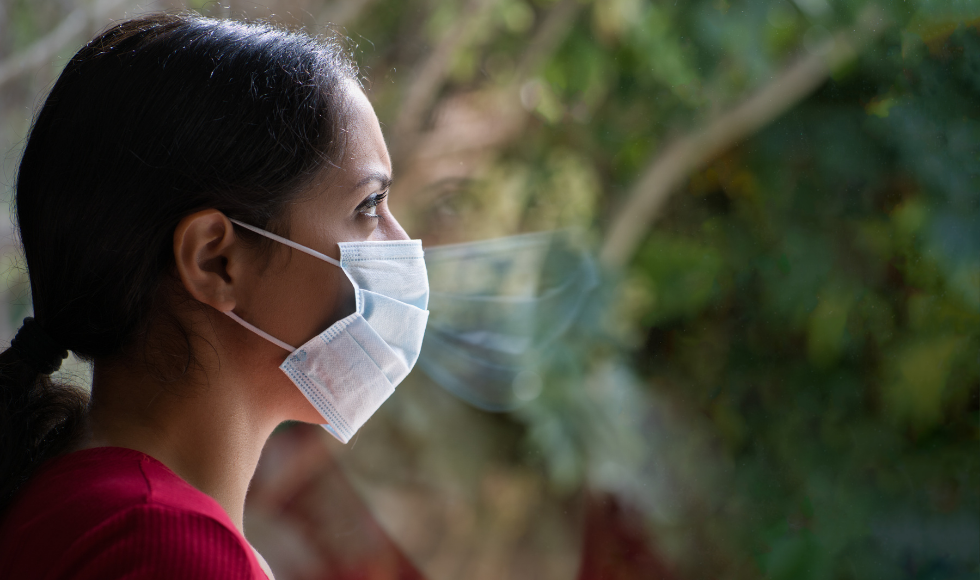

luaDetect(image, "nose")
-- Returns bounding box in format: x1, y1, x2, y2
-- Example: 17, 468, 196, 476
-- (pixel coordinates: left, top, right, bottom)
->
382, 212, 411, 241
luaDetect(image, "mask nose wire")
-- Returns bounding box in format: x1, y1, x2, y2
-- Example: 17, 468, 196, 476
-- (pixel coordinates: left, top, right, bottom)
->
229, 218, 342, 267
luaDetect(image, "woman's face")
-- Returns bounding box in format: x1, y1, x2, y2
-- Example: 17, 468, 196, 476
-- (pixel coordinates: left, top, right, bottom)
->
230, 81, 406, 422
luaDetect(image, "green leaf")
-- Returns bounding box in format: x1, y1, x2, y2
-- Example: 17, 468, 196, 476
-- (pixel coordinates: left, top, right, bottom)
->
632, 235, 723, 325
882, 337, 963, 430
807, 285, 857, 368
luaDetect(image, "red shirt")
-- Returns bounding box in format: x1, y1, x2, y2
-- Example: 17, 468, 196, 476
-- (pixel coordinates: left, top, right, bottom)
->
0, 447, 268, 579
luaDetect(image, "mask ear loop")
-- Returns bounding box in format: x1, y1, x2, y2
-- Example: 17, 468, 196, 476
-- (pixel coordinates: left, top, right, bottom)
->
229, 218, 341, 267
223, 311, 297, 352
223, 218, 342, 352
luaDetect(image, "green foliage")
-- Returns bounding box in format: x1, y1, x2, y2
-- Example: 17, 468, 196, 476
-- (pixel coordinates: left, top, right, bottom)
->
619, 24, 979, 578
3, 0, 977, 577
349, 1, 980, 575
630, 234, 723, 326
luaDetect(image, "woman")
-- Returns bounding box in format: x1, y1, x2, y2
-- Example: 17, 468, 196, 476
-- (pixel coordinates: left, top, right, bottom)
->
0, 13, 427, 578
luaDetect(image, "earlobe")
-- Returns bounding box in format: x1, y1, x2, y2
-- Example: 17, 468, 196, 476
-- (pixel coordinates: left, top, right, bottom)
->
173, 210, 239, 312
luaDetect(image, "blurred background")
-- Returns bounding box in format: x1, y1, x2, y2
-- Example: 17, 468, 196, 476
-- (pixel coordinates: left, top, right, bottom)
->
1, 0, 978, 579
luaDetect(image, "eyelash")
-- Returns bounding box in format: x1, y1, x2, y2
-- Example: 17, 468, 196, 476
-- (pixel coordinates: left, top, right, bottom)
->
357, 190, 388, 217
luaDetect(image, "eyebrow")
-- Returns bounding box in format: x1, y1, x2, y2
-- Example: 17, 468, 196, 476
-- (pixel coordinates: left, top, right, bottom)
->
353, 171, 392, 192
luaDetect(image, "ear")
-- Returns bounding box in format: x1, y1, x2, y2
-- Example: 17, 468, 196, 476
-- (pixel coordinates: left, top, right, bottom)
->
173, 210, 240, 312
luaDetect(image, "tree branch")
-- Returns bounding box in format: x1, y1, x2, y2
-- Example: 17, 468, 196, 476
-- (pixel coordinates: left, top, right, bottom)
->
319, 0, 380, 29
599, 5, 889, 268
0, 9, 87, 88
514, 0, 583, 81
0, 0, 132, 89
391, 0, 500, 160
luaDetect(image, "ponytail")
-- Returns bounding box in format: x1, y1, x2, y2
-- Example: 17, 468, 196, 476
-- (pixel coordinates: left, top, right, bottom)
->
0, 318, 87, 514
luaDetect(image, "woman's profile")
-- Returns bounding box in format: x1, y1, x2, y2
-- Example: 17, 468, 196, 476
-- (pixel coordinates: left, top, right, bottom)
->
0, 13, 427, 578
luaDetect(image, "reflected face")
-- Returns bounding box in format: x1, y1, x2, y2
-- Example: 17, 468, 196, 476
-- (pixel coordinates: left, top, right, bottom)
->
231, 80, 407, 422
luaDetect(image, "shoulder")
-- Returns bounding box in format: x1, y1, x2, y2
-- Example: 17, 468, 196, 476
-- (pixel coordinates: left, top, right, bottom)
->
53, 503, 258, 579
0, 447, 264, 579
3, 446, 230, 536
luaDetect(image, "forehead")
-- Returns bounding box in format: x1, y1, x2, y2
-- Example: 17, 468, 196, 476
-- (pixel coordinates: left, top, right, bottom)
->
339, 81, 391, 181
290, 81, 390, 208
282, 83, 390, 244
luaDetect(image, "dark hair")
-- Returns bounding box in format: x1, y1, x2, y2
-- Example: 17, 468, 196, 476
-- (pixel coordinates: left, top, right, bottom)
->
0, 13, 357, 513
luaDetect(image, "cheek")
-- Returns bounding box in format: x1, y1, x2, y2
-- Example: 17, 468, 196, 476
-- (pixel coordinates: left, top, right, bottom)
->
259, 256, 356, 347
294, 264, 355, 343
324, 267, 357, 326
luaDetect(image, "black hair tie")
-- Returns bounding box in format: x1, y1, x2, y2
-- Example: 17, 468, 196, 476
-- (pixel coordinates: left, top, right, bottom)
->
10, 317, 68, 376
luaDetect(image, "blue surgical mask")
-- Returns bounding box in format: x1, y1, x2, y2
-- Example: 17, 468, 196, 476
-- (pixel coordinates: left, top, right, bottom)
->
224, 219, 430, 443
417, 231, 598, 411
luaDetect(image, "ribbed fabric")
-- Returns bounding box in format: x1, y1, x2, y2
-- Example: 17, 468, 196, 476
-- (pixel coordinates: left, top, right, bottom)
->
0, 447, 267, 579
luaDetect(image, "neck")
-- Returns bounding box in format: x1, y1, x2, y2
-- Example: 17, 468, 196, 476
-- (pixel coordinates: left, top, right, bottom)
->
84, 361, 278, 532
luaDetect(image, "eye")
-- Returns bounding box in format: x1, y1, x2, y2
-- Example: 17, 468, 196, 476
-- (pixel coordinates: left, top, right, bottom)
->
356, 190, 388, 218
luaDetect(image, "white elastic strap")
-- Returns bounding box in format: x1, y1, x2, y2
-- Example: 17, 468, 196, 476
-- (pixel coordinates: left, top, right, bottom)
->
223, 311, 297, 352
230, 218, 341, 267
